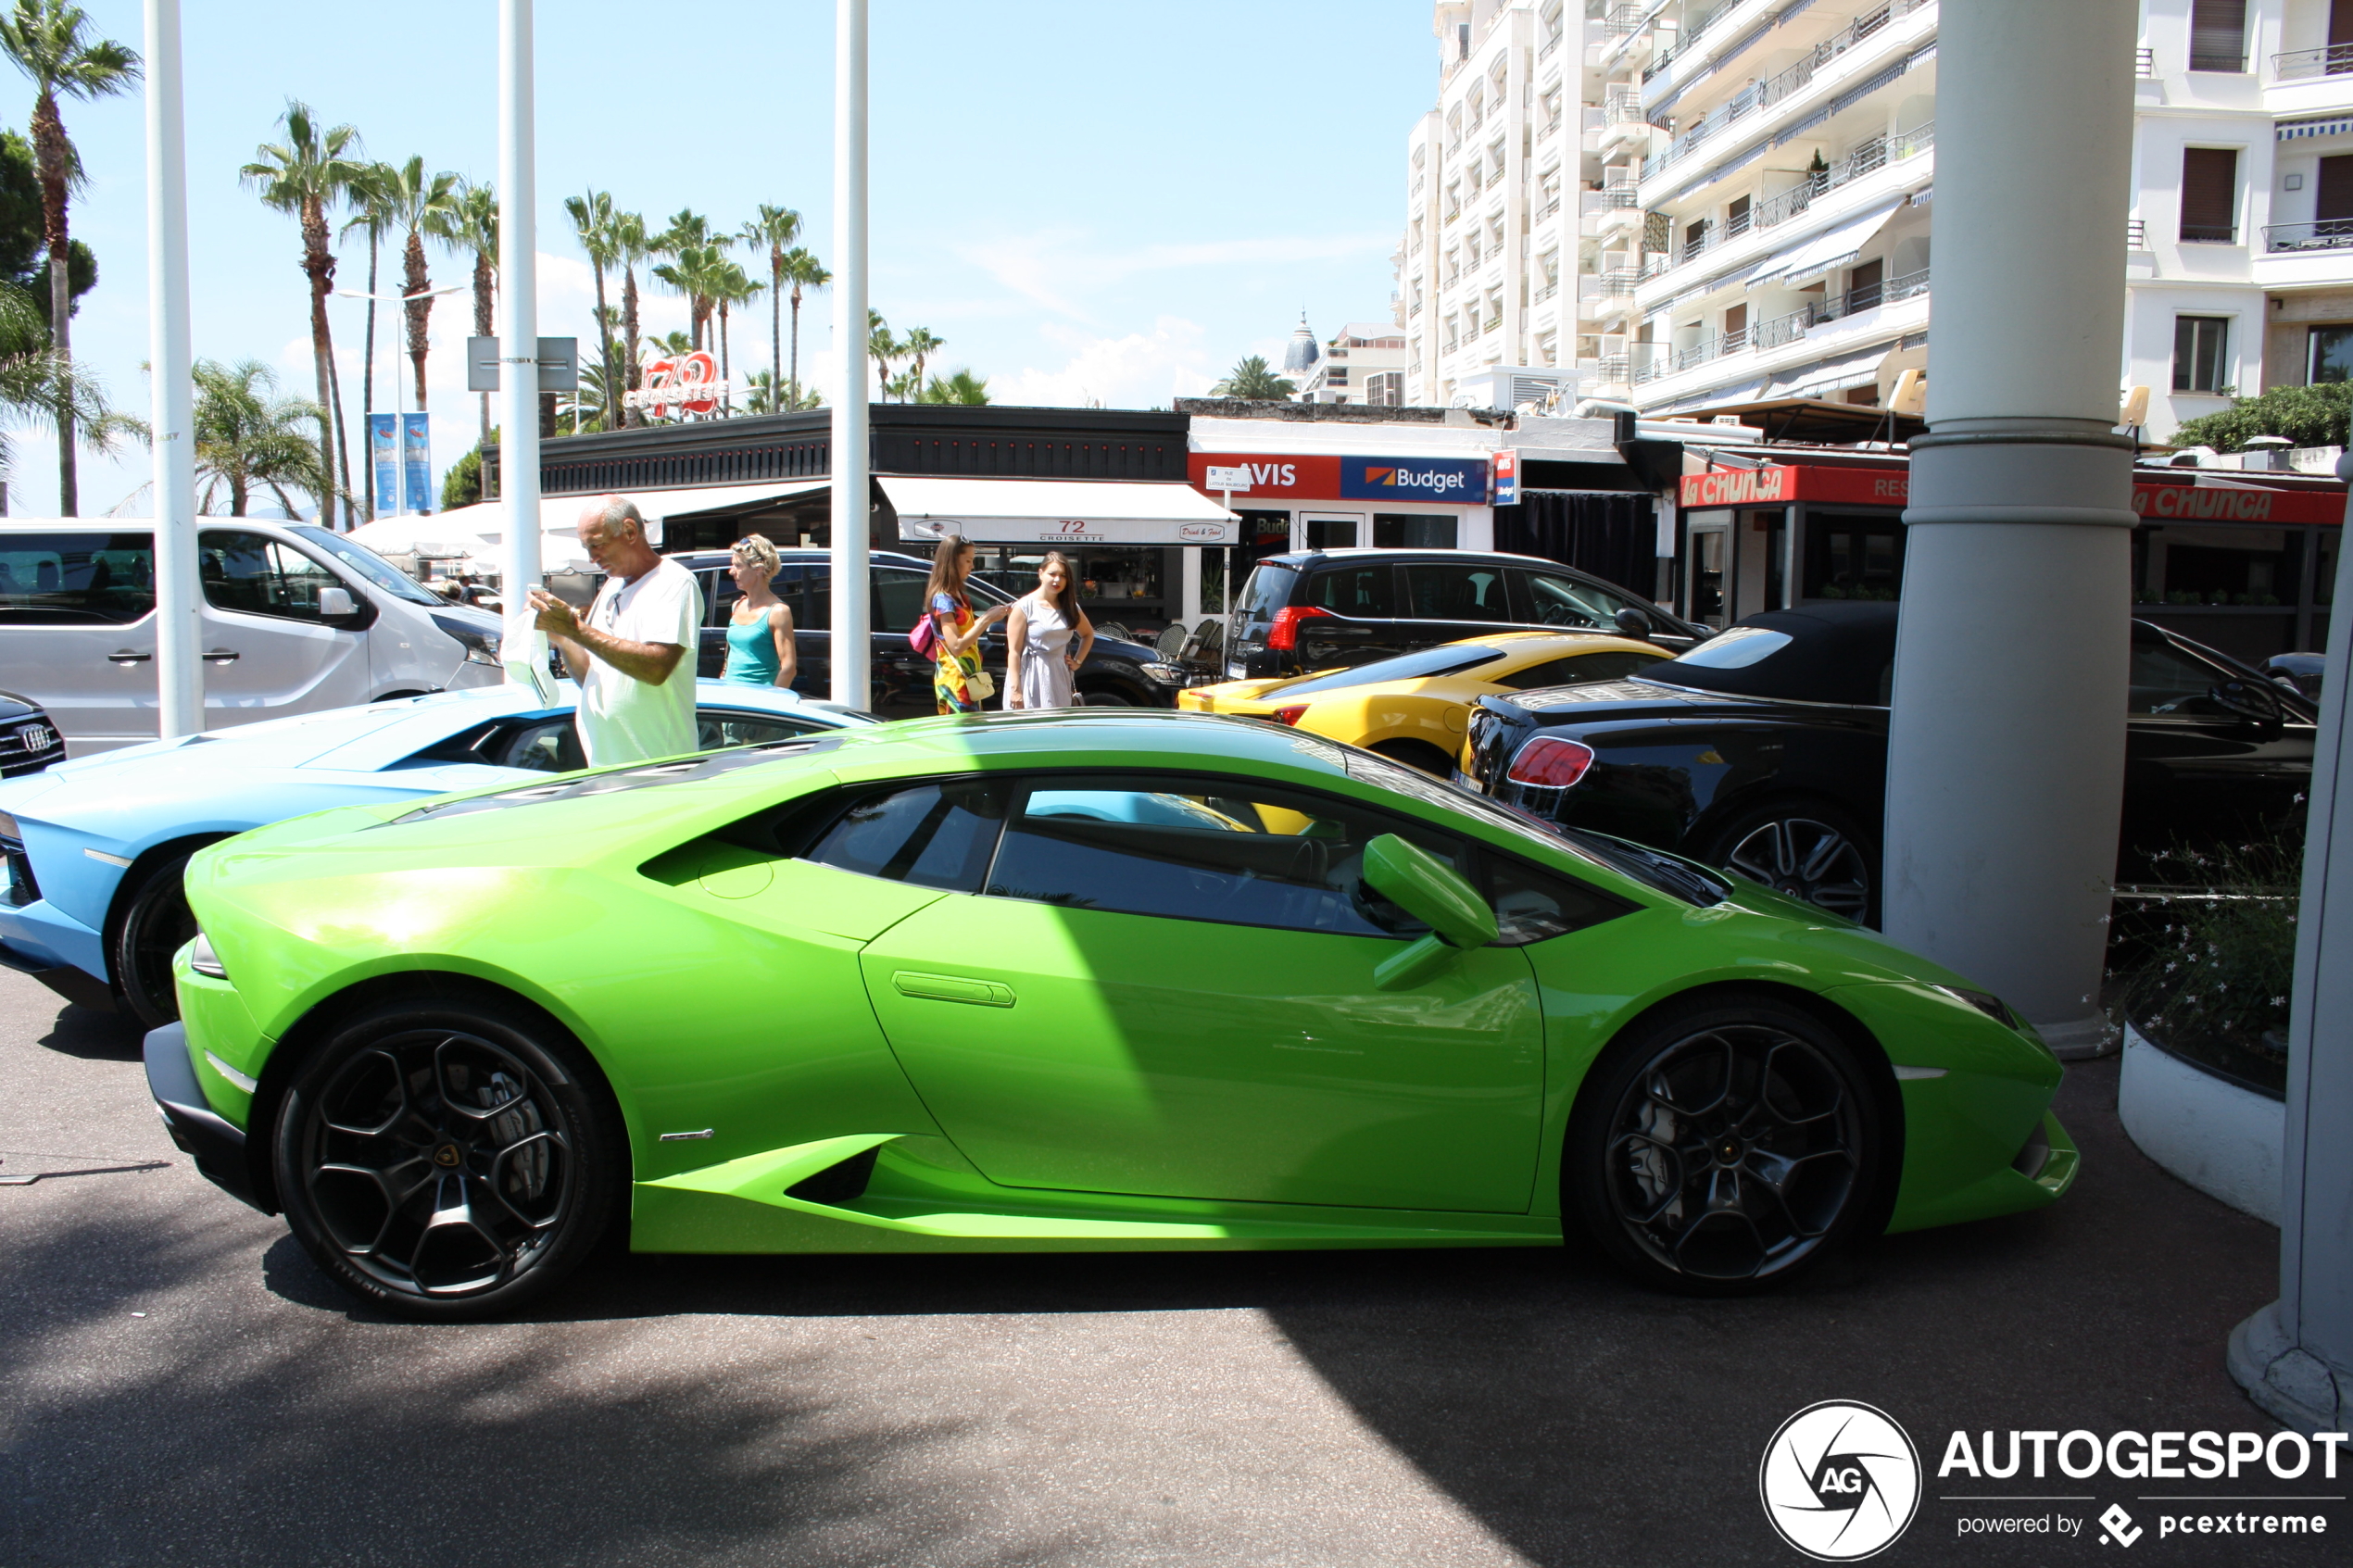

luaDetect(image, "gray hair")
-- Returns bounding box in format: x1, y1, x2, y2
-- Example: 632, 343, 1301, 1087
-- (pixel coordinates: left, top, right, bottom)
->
581, 495, 647, 540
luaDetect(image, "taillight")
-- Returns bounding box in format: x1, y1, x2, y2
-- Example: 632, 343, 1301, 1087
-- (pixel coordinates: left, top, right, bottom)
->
1265, 605, 1333, 651
1270, 705, 1308, 726
1506, 735, 1596, 789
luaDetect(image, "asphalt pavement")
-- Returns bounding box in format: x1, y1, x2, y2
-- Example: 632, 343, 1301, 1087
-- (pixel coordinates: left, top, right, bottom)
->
0, 966, 2316, 1568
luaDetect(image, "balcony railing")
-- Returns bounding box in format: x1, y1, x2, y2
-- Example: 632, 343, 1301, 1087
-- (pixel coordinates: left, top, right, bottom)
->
2136, 45, 2155, 78
1600, 270, 1641, 297
1631, 266, 1929, 384
1539, 28, 1563, 58
1488, 166, 1507, 188
1641, 0, 1931, 180
1534, 281, 1559, 303
1604, 5, 1645, 40
1645, 123, 1933, 280
1484, 313, 1504, 332
2181, 220, 2238, 245
2265, 218, 2353, 252
2273, 44, 2353, 81
1539, 197, 1563, 220
1599, 182, 1640, 208
1605, 90, 1645, 125
2127, 219, 2146, 248
1641, 0, 1735, 82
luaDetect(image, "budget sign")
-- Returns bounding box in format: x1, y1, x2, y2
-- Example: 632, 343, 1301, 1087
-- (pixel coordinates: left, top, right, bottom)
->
1339, 456, 1491, 504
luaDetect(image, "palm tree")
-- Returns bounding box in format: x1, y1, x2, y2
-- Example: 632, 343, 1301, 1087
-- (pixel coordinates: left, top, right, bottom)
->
241, 101, 367, 527
376, 157, 459, 412
1212, 354, 1294, 399
711, 258, 760, 413
564, 188, 619, 431
0, 0, 137, 516
0, 274, 120, 490
652, 242, 726, 355
866, 310, 899, 402
652, 209, 720, 349
741, 370, 824, 414
432, 178, 497, 445
738, 205, 799, 412
339, 161, 395, 520
900, 326, 943, 395
191, 358, 328, 517
611, 208, 649, 425
777, 246, 828, 408
919, 368, 990, 406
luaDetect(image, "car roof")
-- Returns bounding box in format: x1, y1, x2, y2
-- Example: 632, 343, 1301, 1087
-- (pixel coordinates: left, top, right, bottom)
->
1259, 547, 1596, 571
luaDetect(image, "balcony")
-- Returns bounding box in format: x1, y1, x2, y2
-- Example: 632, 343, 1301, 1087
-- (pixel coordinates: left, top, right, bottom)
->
1629, 266, 1930, 386
1534, 280, 1560, 304
1645, 122, 1932, 282
2264, 219, 2353, 252
1603, 4, 1645, 40
1599, 182, 1639, 209
1540, 195, 1564, 221
1600, 270, 1641, 297
1487, 166, 1507, 189
2182, 220, 2238, 245
2274, 44, 2353, 82
2136, 45, 2155, 78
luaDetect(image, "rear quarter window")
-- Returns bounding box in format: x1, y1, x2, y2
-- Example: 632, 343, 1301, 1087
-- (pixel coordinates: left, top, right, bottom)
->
1234, 564, 1298, 621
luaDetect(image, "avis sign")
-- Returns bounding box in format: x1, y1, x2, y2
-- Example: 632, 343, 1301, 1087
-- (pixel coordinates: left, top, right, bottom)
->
1188, 452, 1492, 505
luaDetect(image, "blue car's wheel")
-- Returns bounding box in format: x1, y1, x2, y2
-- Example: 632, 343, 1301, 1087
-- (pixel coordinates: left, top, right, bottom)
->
1567, 993, 1884, 1295
112, 854, 199, 1031
272, 997, 623, 1321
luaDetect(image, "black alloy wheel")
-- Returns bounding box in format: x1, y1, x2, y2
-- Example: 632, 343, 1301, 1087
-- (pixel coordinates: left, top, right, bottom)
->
1567, 995, 1883, 1294
273, 997, 623, 1320
1706, 802, 1876, 923
112, 853, 200, 1031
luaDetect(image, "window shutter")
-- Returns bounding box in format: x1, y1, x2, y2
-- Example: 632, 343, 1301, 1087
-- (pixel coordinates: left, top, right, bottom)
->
2180, 147, 2239, 242
2190, 0, 2246, 70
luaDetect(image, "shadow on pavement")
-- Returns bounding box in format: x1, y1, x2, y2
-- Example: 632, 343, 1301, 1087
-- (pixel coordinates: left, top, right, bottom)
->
35, 1002, 144, 1062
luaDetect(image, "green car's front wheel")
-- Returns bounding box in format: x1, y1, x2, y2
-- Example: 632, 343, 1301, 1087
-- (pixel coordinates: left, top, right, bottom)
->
1567, 993, 1886, 1294
273, 997, 623, 1321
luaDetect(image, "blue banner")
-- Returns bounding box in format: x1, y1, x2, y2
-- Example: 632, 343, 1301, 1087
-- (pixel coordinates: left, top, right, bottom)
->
401, 413, 433, 515
368, 413, 399, 515
1338, 455, 1491, 504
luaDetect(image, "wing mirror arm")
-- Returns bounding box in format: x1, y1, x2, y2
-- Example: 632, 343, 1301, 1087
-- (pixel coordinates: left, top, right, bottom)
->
1361, 834, 1500, 992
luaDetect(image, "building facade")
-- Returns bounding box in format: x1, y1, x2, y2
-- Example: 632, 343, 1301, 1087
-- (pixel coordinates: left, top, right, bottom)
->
1536, 0, 2353, 442
1292, 321, 1414, 405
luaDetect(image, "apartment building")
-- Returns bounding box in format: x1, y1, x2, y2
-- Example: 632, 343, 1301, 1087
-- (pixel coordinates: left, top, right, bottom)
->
1292, 322, 1414, 405
1563, 0, 2353, 441
1399, 0, 1587, 408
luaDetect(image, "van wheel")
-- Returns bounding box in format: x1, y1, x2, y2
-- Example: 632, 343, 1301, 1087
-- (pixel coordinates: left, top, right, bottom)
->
112, 854, 200, 1030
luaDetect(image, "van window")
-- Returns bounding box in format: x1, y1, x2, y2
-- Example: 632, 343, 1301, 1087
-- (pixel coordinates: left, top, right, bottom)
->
0, 532, 155, 624
1402, 562, 1507, 621
199, 530, 347, 622
290, 525, 444, 606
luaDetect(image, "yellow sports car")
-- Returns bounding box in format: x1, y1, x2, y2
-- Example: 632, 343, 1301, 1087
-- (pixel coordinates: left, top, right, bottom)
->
1177, 630, 1668, 776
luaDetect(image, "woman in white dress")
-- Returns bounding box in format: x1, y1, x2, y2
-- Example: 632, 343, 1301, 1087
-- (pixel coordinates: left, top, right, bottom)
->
1003, 551, 1095, 709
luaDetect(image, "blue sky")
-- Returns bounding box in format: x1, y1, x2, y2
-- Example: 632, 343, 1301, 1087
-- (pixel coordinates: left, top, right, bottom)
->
19, 0, 1435, 517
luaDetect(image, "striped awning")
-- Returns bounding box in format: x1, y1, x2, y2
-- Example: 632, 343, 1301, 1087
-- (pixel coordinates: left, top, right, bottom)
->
2278, 116, 2353, 140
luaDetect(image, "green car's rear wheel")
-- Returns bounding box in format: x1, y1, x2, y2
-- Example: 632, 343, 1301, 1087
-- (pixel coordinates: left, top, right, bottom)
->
273, 997, 623, 1320
1568, 994, 1883, 1294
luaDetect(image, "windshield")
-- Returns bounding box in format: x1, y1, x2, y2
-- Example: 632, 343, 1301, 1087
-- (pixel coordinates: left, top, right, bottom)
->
292, 525, 447, 607
1277, 645, 1505, 696
1234, 563, 1298, 622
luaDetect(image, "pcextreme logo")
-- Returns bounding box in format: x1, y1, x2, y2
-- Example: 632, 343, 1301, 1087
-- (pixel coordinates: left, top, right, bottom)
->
1759, 1401, 1923, 1562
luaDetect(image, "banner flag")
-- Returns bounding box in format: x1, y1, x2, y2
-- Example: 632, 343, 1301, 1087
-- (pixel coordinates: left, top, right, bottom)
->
368, 413, 399, 516
401, 413, 432, 515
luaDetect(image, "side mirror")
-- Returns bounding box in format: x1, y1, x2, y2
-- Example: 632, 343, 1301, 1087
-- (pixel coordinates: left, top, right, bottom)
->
1614, 607, 1653, 639
317, 585, 359, 621
2211, 681, 2282, 730
1361, 834, 1499, 991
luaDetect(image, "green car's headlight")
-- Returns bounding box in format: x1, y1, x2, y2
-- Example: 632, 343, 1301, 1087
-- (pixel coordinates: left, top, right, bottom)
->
1933, 983, 2017, 1030
189, 931, 229, 981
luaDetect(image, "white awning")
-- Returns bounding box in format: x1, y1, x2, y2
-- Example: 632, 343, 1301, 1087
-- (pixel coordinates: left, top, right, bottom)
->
2279, 115, 2353, 140
1748, 199, 1907, 289
1768, 342, 1900, 400
884, 475, 1239, 546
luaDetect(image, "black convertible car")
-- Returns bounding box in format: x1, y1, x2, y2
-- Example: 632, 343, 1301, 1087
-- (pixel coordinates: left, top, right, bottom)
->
1463, 602, 2315, 925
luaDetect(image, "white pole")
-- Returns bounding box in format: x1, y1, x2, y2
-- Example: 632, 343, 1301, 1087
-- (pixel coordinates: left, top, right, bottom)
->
144, 0, 200, 738
830, 0, 870, 708
497, 0, 542, 684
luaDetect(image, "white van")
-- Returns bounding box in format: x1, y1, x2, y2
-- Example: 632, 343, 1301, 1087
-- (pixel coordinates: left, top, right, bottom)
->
0, 519, 505, 755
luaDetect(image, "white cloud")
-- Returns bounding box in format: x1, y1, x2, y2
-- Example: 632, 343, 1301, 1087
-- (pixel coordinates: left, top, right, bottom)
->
989, 316, 1215, 408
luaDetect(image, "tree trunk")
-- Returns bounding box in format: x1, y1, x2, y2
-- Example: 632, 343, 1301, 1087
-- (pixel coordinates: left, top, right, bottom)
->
590, 258, 614, 431
404, 230, 433, 410
361, 225, 379, 520
789, 286, 801, 407
622, 265, 644, 427
327, 346, 355, 528
300, 195, 340, 523
770, 255, 783, 411
472, 248, 494, 445
230, 474, 247, 516
719, 299, 731, 413
32, 90, 74, 514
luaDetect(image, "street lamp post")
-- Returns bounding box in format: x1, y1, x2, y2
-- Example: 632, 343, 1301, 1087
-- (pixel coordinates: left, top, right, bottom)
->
497, 0, 541, 687
829, 0, 870, 709
143, 0, 199, 738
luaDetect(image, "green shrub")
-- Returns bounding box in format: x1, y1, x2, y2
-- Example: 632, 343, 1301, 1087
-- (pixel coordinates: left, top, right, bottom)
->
2111, 833, 2300, 1090
2170, 382, 2353, 453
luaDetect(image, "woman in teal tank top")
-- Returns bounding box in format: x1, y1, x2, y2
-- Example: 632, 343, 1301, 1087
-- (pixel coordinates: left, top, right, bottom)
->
720, 534, 796, 687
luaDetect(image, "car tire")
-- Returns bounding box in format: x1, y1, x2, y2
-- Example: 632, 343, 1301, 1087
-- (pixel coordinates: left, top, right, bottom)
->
272, 994, 625, 1322
1369, 738, 1456, 777
1566, 991, 1886, 1296
1698, 798, 1878, 925
111, 853, 201, 1031
1078, 685, 1137, 708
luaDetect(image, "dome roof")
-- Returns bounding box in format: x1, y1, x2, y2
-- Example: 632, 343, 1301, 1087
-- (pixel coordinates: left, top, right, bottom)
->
1280, 316, 1320, 375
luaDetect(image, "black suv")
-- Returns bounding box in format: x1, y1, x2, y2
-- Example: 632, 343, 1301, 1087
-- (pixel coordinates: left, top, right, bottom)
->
667, 548, 1182, 718
1226, 548, 1705, 681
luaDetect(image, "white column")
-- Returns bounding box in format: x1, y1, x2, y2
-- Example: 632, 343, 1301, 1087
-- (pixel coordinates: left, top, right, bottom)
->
1178, 546, 1202, 630
2228, 465, 2353, 1433
497, 0, 541, 681
143, 0, 200, 737
1882, 0, 2138, 1056
829, 0, 871, 709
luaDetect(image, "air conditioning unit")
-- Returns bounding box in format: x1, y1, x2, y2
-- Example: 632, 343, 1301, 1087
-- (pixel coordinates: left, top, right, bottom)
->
1453, 363, 1580, 412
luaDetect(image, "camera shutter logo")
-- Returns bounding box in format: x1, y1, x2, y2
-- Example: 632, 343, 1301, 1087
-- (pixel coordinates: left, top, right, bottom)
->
2098, 1504, 2142, 1547
1758, 1400, 1921, 1561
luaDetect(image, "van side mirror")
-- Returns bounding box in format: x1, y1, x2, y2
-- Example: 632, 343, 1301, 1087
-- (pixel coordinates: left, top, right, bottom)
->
1361, 834, 1499, 991
317, 585, 359, 621
1614, 607, 1653, 638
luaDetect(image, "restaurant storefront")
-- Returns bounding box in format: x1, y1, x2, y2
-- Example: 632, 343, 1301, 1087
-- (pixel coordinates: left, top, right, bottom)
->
1672, 459, 2344, 660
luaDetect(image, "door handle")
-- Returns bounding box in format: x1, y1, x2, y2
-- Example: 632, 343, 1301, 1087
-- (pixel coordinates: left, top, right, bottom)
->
107, 650, 152, 664
201, 649, 240, 664
891, 971, 1015, 1007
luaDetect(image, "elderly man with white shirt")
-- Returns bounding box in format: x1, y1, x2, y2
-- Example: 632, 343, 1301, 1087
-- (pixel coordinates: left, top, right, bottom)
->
527, 496, 703, 766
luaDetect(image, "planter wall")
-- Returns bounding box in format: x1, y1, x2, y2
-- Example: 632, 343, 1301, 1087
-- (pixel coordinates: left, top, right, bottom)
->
2117, 1023, 2284, 1225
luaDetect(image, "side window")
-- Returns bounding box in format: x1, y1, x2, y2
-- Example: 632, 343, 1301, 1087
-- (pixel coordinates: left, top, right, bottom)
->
1299, 564, 1397, 618
702, 569, 738, 626
1516, 570, 1630, 629
0, 532, 155, 624
1498, 650, 1662, 690
2130, 635, 2233, 717
796, 565, 831, 631
800, 778, 1010, 892
984, 773, 1468, 938
495, 717, 585, 773
874, 568, 930, 634
198, 531, 346, 622
1402, 562, 1509, 621
695, 709, 824, 752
